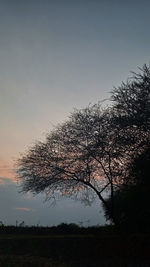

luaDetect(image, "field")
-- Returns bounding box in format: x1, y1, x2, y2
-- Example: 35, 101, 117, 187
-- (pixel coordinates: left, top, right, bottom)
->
0, 225, 150, 266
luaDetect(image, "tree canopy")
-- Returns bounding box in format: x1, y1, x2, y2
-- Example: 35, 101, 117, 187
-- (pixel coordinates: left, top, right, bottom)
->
103, 64, 150, 229
17, 64, 150, 229
17, 104, 123, 224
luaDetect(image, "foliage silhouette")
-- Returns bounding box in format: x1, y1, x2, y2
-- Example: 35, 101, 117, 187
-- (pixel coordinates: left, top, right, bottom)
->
17, 64, 150, 229
103, 64, 150, 229
17, 104, 124, 225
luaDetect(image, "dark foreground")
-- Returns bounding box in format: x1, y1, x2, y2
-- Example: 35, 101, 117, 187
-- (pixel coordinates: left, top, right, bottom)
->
0, 225, 150, 267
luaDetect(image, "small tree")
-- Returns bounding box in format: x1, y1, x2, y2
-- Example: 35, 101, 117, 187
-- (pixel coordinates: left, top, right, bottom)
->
17, 104, 123, 225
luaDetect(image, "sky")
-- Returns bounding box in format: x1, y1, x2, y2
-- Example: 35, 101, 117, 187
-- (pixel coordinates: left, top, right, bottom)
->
0, 0, 150, 226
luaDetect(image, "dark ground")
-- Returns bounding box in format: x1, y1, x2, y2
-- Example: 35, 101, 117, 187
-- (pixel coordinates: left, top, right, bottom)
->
0, 225, 149, 267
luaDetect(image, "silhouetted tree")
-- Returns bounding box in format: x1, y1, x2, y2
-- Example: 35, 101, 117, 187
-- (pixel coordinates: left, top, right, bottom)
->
103, 64, 150, 229
17, 64, 150, 227
17, 104, 124, 225
104, 146, 150, 230
112, 64, 150, 126
111, 64, 150, 151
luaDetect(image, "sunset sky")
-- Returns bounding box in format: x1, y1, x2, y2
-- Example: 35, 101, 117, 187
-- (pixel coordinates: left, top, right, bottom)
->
0, 0, 150, 226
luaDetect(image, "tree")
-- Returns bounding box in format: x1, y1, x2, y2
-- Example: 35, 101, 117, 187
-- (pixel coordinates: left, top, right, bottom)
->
111, 64, 150, 186
127, 146, 150, 187
103, 147, 150, 230
17, 104, 123, 225
111, 64, 150, 149
17, 64, 150, 227
103, 64, 150, 229
112, 64, 150, 128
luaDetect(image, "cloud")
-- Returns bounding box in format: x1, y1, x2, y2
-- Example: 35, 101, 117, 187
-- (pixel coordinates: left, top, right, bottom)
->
0, 161, 17, 182
23, 192, 33, 199
0, 177, 15, 185
13, 207, 33, 212
0, 178, 6, 185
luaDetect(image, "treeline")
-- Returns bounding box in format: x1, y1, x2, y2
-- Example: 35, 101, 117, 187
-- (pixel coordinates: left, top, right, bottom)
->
0, 223, 117, 235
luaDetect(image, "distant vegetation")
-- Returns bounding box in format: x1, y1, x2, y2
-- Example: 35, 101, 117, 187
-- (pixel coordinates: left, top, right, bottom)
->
0, 223, 116, 235
17, 64, 150, 232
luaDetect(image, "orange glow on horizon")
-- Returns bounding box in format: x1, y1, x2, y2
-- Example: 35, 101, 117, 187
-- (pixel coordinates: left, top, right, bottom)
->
0, 160, 16, 182
13, 207, 32, 211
